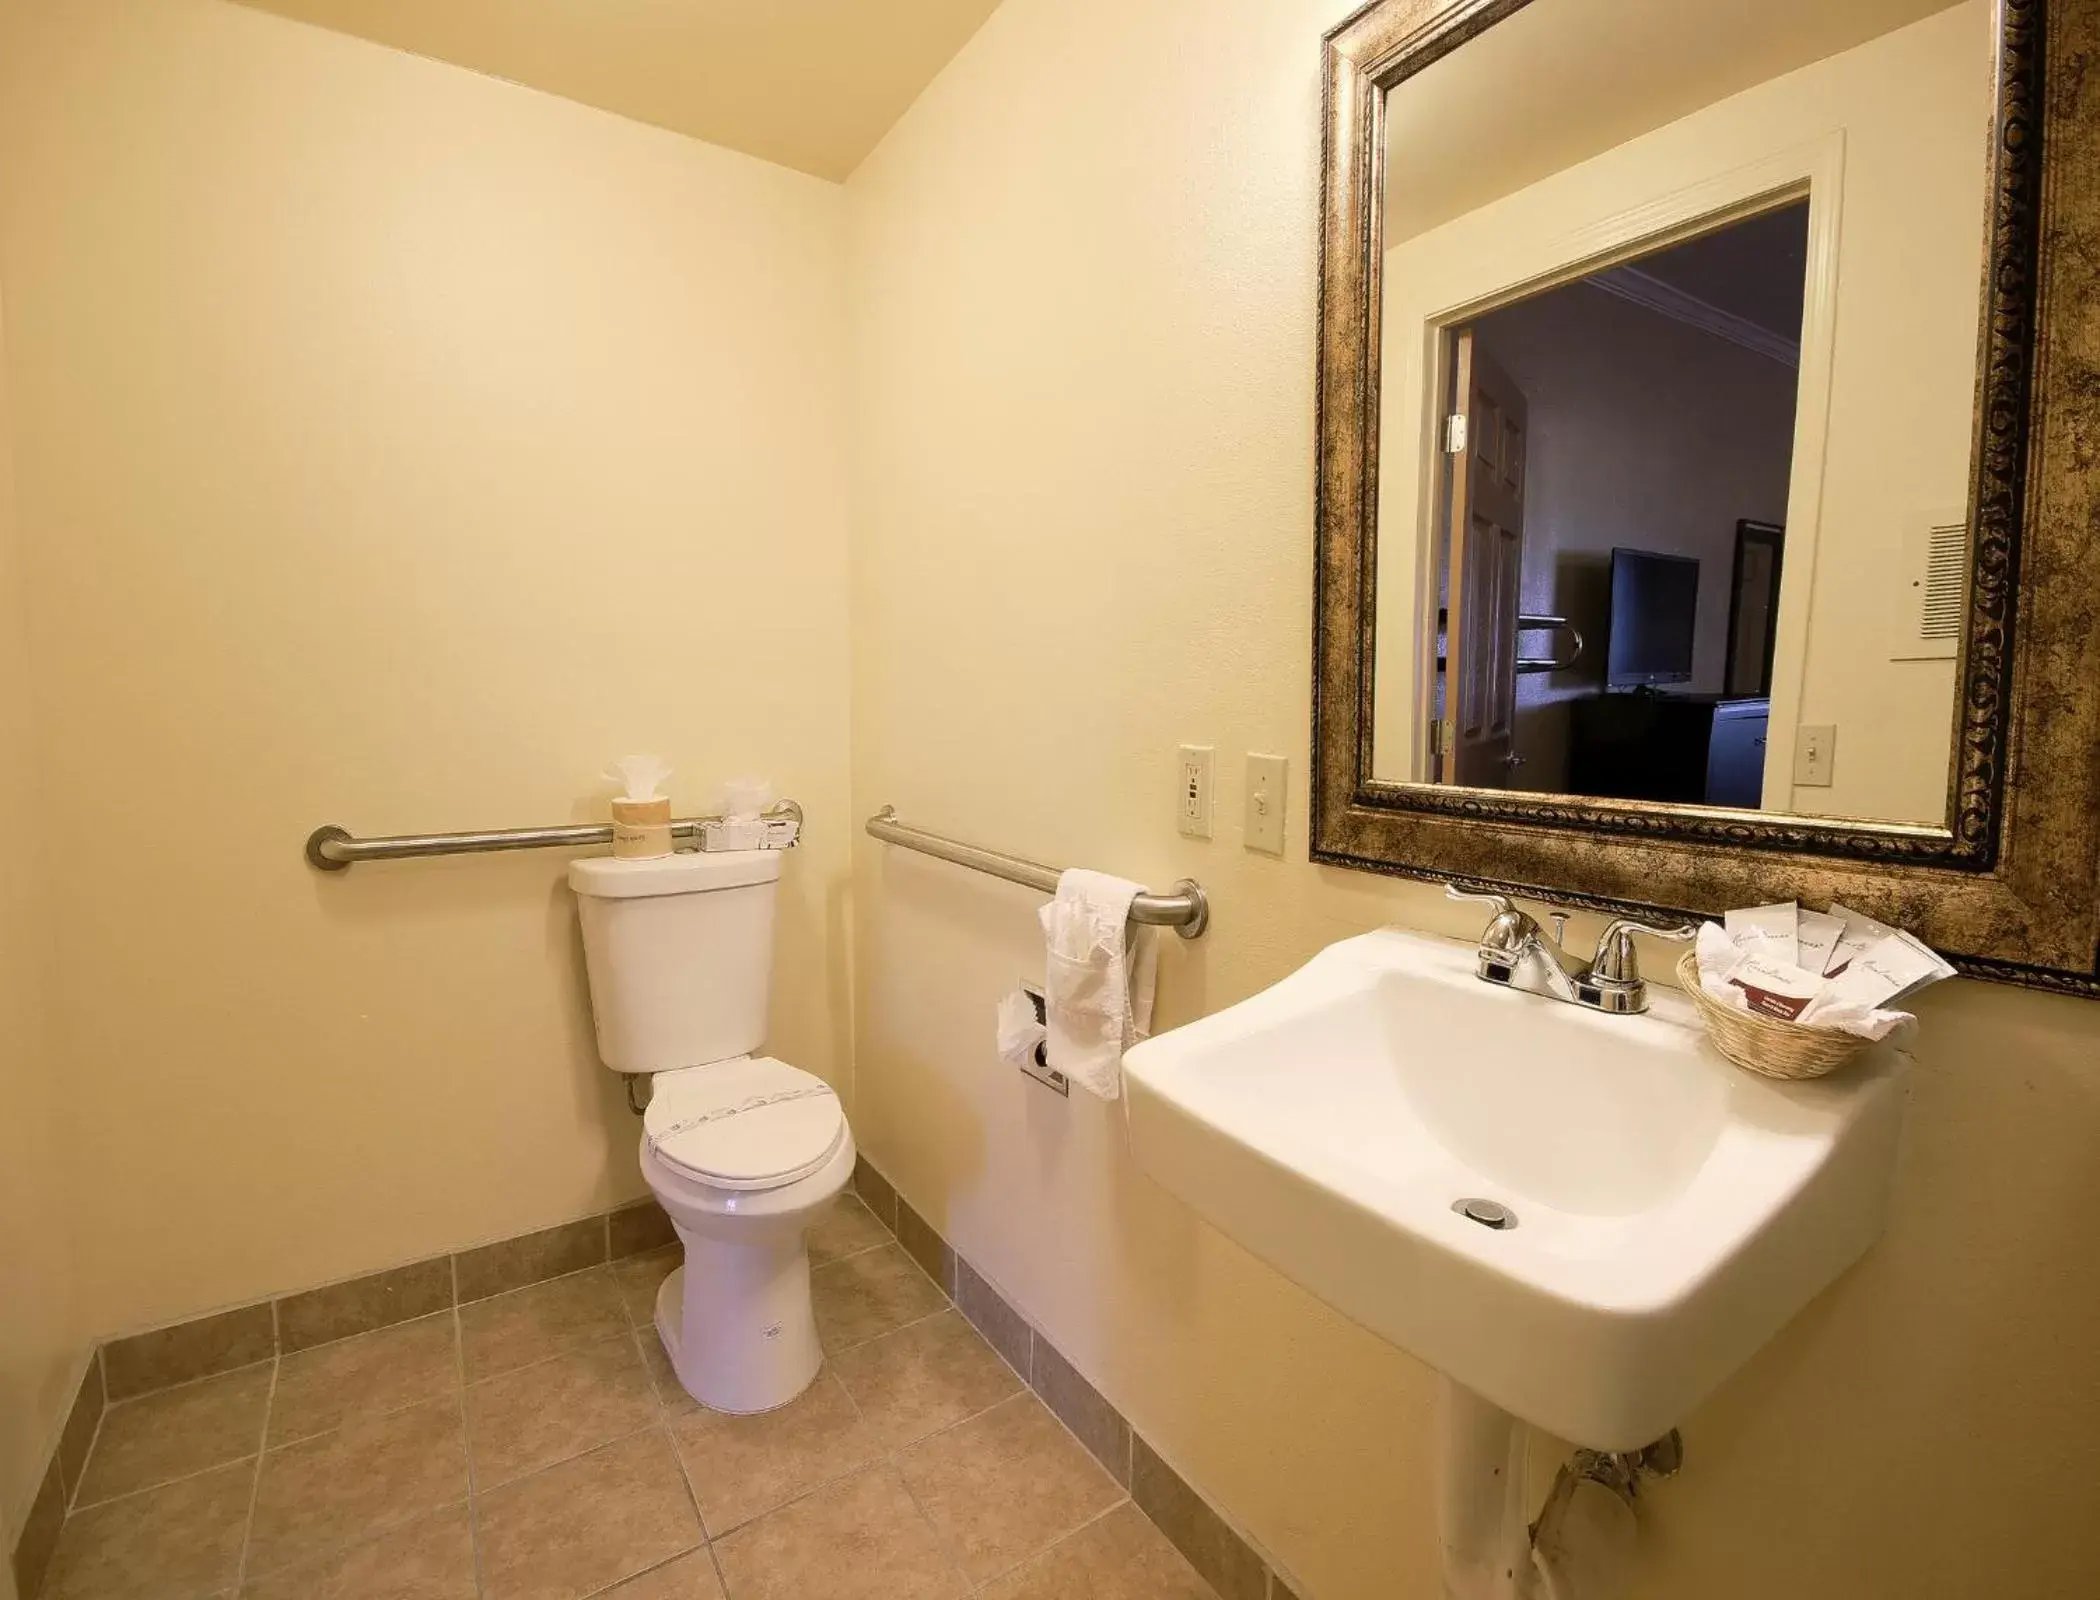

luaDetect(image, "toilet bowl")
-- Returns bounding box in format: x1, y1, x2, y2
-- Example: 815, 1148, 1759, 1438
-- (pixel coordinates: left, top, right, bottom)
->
637, 1053, 854, 1413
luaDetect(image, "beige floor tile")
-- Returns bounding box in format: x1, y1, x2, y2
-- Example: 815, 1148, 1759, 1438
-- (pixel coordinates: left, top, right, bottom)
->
76, 1363, 272, 1508
667, 1371, 880, 1535
897, 1393, 1123, 1583
598, 1549, 725, 1598
269, 1313, 459, 1446
634, 1330, 701, 1419
980, 1503, 1217, 1599
240, 1502, 477, 1600
806, 1195, 890, 1265
612, 1249, 679, 1327
458, 1268, 628, 1383
476, 1429, 701, 1600
466, 1334, 658, 1488
710, 1465, 966, 1600
831, 1309, 1023, 1448
245, 1395, 468, 1578
42, 1457, 254, 1600
810, 1245, 948, 1352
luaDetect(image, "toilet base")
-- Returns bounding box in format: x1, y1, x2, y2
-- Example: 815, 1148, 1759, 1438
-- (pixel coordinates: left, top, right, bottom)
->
654, 1241, 823, 1414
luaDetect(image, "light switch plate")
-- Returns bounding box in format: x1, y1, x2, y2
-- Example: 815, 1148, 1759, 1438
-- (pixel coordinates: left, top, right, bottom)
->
1177, 744, 1214, 838
1794, 724, 1836, 787
1245, 753, 1287, 854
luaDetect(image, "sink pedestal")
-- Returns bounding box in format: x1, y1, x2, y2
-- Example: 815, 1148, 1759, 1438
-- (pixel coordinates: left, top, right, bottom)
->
1437, 1379, 1533, 1600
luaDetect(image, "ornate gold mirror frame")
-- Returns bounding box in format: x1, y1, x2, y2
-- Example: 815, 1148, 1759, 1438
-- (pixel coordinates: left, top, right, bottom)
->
1311, 0, 2100, 993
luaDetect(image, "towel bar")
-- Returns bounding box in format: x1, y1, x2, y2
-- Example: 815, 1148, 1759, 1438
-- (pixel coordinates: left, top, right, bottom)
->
863, 806, 1209, 938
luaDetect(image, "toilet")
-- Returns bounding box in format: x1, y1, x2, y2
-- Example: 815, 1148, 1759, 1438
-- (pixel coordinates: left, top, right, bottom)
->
568, 847, 853, 1414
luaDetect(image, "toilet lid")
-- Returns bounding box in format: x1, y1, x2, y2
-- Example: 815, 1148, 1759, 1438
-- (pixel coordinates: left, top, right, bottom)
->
643, 1057, 844, 1191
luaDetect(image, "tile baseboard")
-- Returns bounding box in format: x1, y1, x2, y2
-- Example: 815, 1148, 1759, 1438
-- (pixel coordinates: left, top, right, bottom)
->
850, 1158, 1306, 1600
9, 1193, 680, 1596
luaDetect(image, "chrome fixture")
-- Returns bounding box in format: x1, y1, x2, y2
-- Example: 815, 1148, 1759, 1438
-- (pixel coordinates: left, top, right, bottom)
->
1445, 884, 1693, 1013
305, 800, 803, 872
865, 806, 1209, 938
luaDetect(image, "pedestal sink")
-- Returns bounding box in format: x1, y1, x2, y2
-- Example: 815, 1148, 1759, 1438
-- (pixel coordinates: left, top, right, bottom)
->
1122, 928, 1906, 1595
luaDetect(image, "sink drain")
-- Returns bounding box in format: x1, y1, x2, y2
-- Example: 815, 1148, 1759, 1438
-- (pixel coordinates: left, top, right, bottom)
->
1453, 1197, 1517, 1230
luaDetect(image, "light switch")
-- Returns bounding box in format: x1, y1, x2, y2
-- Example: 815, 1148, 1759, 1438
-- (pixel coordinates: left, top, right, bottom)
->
1244, 754, 1287, 854
1177, 744, 1214, 839
1794, 724, 1836, 787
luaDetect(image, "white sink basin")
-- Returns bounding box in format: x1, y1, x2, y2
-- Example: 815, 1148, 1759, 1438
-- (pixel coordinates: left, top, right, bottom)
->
1123, 928, 1906, 1451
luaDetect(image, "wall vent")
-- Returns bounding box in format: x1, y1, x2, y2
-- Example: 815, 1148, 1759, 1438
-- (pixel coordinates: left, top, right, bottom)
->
1892, 510, 1968, 661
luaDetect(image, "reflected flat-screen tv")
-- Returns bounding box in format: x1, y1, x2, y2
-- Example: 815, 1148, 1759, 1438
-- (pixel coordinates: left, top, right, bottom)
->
1606, 548, 1699, 688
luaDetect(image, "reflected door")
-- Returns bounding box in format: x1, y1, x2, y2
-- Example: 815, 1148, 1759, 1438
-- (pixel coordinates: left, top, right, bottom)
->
1441, 331, 1528, 787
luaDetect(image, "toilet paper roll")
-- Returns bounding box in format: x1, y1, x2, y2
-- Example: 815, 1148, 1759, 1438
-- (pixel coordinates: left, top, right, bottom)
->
995, 989, 1047, 1067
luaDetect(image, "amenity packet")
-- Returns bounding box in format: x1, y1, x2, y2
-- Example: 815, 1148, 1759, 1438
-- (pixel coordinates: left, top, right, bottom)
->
1725, 951, 1824, 1021
1822, 902, 1900, 978
1825, 929, 1958, 1009
1724, 901, 1800, 968
1794, 908, 1847, 978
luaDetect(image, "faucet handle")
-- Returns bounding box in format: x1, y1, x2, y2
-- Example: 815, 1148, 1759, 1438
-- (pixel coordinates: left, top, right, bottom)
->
1591, 917, 1697, 984
1444, 883, 1516, 916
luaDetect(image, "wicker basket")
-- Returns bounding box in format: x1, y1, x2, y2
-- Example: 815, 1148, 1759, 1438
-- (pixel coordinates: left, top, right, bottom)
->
1675, 951, 1872, 1081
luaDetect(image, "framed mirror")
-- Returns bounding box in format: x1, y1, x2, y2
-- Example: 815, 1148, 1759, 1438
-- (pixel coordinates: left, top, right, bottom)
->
1311, 0, 2100, 992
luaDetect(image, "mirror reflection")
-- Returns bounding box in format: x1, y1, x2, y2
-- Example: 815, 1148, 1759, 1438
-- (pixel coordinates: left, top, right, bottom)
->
1369, 0, 1992, 827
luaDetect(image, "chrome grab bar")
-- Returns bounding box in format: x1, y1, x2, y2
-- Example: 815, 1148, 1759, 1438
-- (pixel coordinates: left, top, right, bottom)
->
864, 806, 1209, 939
306, 800, 804, 872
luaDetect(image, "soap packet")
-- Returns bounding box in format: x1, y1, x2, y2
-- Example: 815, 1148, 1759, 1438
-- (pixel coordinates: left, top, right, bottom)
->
1821, 902, 1900, 978
1794, 908, 1847, 978
1724, 901, 1800, 968
1824, 927, 1958, 1008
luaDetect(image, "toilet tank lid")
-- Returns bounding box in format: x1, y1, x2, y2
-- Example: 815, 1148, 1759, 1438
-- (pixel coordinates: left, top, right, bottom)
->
569, 849, 781, 899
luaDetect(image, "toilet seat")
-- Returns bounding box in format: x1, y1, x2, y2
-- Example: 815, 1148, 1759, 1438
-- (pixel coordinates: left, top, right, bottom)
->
643, 1056, 844, 1191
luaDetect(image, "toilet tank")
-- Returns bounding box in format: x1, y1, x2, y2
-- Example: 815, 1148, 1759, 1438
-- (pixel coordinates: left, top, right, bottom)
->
567, 849, 781, 1074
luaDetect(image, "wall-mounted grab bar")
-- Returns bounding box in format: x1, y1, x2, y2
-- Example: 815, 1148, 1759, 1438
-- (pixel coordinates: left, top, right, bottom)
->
305, 800, 804, 872
1515, 614, 1585, 674
864, 806, 1209, 938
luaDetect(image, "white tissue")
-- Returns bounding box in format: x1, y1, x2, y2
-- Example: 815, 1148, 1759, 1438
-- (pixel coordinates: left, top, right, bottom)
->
699, 778, 774, 851
994, 990, 1048, 1069
606, 754, 672, 802
720, 777, 772, 821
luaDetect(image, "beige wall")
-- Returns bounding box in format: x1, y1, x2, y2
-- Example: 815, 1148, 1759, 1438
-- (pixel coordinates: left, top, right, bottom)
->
846, 2, 2100, 1597
0, 277, 83, 1562
0, 0, 854, 1338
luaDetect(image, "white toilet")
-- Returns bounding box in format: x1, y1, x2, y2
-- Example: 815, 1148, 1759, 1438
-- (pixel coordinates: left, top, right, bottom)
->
568, 847, 853, 1414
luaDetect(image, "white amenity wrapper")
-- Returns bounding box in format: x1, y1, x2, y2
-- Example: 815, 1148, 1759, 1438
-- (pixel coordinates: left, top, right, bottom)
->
1825, 929, 1958, 1008
1823, 902, 1901, 977
1795, 908, 1847, 978
1724, 901, 1800, 967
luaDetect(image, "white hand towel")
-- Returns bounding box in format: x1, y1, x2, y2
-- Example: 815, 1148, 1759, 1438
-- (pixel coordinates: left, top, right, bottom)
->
1038, 868, 1158, 1100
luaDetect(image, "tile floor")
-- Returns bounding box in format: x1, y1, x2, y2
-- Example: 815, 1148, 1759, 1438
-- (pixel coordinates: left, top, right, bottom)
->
36, 1197, 1221, 1600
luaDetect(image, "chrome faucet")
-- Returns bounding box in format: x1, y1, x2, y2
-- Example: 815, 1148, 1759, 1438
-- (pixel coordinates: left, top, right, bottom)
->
1445, 885, 1695, 1014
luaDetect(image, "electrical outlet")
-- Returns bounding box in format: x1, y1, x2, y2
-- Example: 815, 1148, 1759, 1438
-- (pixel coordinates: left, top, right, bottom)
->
1794, 723, 1836, 787
1177, 744, 1214, 838
1244, 753, 1287, 854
